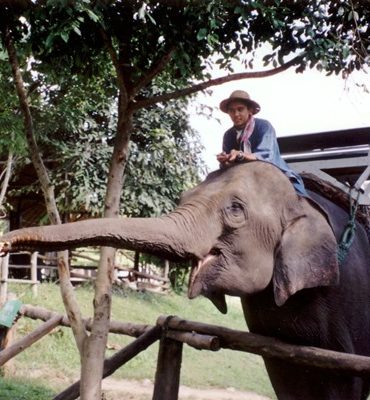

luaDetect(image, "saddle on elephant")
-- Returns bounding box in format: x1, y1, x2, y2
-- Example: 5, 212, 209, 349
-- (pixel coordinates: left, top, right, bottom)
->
301, 172, 370, 243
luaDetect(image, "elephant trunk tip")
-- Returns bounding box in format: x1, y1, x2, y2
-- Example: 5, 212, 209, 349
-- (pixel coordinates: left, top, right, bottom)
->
0, 241, 11, 257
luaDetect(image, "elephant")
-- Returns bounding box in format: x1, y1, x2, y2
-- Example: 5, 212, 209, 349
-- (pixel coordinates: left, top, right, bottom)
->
1, 160, 370, 400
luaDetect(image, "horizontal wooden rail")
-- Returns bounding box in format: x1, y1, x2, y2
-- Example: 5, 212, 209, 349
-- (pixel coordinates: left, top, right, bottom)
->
0, 314, 62, 366
6, 278, 39, 285
7, 264, 38, 269
166, 329, 220, 351
21, 304, 151, 338
9, 306, 370, 399
157, 315, 370, 378
18, 307, 370, 377
132, 270, 169, 283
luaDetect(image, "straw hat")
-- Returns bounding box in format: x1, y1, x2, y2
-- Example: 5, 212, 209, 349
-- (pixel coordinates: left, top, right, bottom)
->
219, 90, 261, 114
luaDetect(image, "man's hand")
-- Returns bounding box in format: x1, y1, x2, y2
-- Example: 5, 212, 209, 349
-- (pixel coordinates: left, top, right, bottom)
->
216, 151, 229, 164
228, 149, 243, 162
216, 151, 257, 166
228, 150, 257, 162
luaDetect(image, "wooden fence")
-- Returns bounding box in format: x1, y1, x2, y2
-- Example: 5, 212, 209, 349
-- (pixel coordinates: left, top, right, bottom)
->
0, 253, 39, 302
0, 251, 170, 304
1, 303, 370, 400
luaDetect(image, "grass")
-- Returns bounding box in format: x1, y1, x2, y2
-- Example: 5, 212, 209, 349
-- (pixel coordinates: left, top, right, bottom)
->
0, 378, 54, 400
1, 282, 276, 399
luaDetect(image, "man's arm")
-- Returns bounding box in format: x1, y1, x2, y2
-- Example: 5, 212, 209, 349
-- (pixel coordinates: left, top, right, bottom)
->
251, 119, 278, 163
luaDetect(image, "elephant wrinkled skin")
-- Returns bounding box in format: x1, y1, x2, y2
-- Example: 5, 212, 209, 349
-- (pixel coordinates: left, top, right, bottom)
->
1, 161, 370, 400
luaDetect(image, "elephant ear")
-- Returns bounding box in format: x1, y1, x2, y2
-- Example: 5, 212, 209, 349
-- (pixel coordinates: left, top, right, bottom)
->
273, 199, 339, 306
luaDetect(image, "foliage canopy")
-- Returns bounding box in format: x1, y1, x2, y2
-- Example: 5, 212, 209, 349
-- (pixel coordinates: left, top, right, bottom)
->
2, 0, 368, 219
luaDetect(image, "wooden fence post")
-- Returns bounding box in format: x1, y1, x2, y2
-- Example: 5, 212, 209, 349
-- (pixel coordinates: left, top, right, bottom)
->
30, 252, 38, 297
152, 336, 183, 400
0, 254, 9, 305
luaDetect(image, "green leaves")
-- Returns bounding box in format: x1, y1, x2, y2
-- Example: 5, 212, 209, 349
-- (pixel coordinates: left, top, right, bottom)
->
2, 0, 369, 225
197, 28, 208, 41
0, 63, 27, 157
123, 88, 205, 217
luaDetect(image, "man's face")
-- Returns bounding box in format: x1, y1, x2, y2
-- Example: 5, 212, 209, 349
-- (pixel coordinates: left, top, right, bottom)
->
227, 101, 251, 129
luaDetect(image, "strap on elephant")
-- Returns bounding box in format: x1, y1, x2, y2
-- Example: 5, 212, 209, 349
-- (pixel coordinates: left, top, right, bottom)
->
337, 188, 361, 265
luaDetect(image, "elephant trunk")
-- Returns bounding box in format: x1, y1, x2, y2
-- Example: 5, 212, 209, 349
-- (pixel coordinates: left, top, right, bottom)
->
0, 213, 211, 262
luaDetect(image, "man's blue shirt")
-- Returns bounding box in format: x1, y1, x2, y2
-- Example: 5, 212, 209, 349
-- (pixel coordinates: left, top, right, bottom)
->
222, 118, 307, 196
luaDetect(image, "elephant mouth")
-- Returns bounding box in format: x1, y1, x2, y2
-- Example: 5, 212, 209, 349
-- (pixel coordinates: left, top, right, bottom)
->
187, 248, 228, 314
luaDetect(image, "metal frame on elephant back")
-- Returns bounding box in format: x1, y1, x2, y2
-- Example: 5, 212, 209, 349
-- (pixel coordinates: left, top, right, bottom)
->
1, 303, 370, 400
279, 126, 370, 207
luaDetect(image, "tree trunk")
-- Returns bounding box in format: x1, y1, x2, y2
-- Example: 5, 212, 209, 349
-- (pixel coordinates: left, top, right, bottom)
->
2, 26, 87, 354
79, 96, 133, 399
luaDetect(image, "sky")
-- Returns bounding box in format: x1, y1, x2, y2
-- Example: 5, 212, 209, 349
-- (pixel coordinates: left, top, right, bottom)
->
189, 66, 370, 172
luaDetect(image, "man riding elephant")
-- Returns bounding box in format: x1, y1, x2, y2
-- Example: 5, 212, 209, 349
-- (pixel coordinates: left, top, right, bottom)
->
216, 89, 307, 196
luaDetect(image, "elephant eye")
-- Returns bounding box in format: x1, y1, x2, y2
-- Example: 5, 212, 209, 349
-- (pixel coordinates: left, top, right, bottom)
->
228, 201, 244, 217
224, 199, 247, 228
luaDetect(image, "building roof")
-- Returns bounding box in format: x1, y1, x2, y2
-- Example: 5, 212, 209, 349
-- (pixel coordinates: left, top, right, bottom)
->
277, 126, 370, 154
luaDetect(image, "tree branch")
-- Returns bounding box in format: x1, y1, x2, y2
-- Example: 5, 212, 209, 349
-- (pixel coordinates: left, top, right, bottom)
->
3, 27, 60, 225
132, 46, 175, 96
131, 54, 305, 110
99, 28, 128, 105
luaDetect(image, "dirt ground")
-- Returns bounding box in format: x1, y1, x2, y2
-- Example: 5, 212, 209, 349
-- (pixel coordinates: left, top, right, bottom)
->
102, 378, 272, 400
12, 367, 272, 400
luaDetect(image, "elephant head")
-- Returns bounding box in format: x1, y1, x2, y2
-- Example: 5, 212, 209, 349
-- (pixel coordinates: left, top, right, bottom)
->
0, 162, 339, 311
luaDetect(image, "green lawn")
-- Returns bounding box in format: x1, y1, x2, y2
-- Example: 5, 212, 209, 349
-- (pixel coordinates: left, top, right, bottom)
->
0, 378, 54, 400
1, 282, 275, 399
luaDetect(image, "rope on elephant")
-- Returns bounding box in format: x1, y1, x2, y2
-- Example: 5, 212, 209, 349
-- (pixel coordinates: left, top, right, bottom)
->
301, 173, 370, 261
337, 189, 360, 265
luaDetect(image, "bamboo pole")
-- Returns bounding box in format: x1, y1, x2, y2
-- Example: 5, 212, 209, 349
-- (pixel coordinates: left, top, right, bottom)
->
53, 326, 162, 400
157, 315, 370, 378
0, 314, 62, 366
152, 336, 183, 400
